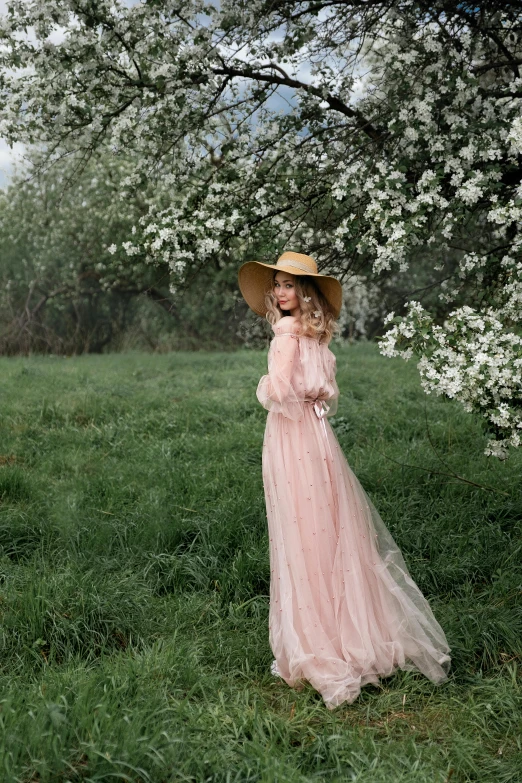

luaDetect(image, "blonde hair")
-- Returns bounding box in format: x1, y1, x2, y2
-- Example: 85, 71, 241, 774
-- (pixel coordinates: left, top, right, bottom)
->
263, 273, 341, 344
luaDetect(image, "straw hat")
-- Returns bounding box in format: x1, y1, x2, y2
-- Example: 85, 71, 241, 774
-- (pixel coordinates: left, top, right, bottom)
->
238, 251, 343, 319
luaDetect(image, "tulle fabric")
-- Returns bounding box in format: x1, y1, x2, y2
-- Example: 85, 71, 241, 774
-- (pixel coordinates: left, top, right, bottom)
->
258, 316, 451, 709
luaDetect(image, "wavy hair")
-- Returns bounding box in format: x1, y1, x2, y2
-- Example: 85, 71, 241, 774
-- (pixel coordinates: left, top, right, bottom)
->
263, 272, 341, 344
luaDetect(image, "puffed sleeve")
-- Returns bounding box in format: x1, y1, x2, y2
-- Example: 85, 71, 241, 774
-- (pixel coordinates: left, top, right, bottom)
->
256, 317, 304, 420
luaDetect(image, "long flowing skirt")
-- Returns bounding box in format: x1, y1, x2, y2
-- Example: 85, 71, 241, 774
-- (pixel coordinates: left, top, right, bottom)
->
262, 404, 451, 709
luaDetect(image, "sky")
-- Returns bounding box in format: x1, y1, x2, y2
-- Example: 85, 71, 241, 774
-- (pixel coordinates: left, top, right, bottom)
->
0, 140, 26, 187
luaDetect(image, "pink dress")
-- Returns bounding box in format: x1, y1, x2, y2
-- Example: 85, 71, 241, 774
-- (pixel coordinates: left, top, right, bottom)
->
256, 315, 451, 709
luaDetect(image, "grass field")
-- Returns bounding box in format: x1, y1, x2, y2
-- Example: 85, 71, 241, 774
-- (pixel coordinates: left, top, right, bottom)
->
0, 343, 521, 783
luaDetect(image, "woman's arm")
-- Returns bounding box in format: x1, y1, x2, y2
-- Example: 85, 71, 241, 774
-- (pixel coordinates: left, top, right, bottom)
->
256, 318, 304, 420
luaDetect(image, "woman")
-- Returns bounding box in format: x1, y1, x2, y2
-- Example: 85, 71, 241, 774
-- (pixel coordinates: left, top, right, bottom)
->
238, 251, 451, 709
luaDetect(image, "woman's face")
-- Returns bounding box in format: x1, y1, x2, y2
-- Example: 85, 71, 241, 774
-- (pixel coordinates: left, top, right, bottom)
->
274, 271, 299, 314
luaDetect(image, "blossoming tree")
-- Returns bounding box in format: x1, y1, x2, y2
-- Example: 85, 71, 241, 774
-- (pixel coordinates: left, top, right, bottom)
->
0, 150, 199, 353
1, 1, 521, 455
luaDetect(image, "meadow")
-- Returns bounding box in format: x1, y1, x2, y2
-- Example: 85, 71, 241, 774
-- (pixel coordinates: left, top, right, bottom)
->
0, 343, 521, 783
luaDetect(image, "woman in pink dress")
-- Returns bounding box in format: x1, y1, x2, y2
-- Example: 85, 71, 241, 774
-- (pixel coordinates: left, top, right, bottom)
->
238, 251, 451, 710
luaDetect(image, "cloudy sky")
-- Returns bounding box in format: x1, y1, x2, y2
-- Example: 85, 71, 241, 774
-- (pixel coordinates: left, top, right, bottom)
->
0, 140, 26, 187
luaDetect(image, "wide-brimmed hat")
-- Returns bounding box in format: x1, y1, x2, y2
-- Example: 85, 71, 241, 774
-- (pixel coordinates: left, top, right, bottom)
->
238, 251, 343, 319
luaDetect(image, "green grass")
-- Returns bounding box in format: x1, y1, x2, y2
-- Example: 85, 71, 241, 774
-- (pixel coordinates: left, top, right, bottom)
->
0, 343, 521, 782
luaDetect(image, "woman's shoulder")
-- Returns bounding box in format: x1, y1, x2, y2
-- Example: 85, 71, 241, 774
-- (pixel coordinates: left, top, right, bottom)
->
272, 315, 301, 336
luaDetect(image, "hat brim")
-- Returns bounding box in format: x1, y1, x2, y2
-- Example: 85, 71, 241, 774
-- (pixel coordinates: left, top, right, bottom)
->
238, 261, 343, 319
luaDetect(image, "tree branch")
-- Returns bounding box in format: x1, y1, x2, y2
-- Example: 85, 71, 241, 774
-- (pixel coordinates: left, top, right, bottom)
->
472, 56, 522, 75
210, 64, 385, 142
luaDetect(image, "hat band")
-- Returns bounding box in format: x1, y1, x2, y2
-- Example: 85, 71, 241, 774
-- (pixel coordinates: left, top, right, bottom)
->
276, 259, 317, 274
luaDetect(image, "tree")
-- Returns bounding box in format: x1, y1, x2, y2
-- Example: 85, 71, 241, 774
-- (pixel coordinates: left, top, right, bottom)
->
0, 145, 254, 353
0, 149, 195, 353
1, 1, 521, 454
